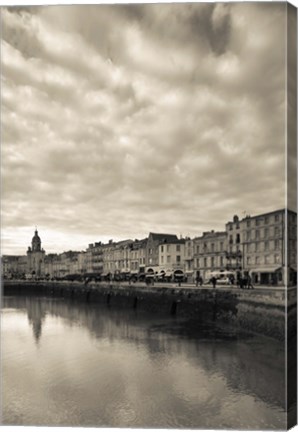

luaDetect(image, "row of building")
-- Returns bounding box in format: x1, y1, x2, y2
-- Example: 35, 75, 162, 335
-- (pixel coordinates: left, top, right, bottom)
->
1, 208, 297, 286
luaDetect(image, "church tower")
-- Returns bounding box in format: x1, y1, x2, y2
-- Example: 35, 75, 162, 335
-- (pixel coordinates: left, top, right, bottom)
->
27, 229, 45, 277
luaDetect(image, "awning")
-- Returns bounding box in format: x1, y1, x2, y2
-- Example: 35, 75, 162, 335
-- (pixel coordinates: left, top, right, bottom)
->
174, 269, 184, 274
250, 267, 281, 274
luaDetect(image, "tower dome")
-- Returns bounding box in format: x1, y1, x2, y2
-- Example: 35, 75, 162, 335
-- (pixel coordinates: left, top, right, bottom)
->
32, 229, 41, 252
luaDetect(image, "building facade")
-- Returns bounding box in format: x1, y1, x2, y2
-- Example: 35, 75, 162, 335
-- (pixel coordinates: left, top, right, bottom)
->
158, 239, 185, 272
241, 209, 296, 286
193, 231, 227, 280
1, 208, 296, 286
2, 255, 27, 278
184, 238, 195, 281
86, 242, 104, 275
130, 239, 147, 275
145, 233, 178, 270
225, 215, 243, 271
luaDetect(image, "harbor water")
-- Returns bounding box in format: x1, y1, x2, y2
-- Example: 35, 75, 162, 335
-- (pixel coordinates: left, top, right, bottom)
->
2, 295, 286, 429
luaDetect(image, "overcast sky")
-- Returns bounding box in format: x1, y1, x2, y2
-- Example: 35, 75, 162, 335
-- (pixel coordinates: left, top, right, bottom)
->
1, 3, 289, 255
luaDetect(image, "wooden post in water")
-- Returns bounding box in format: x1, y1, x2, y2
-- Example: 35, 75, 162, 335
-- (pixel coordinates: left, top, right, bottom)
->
170, 300, 177, 315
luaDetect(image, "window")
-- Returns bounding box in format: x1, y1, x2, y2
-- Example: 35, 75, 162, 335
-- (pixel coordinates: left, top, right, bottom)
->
275, 214, 279, 222
166, 245, 170, 252
167, 255, 170, 263
247, 220, 251, 228
275, 240, 280, 250
256, 230, 260, 239
204, 258, 207, 267
229, 235, 233, 244
220, 256, 224, 266
229, 224, 233, 230
161, 256, 164, 264
247, 231, 251, 241
196, 245, 200, 254
265, 216, 269, 224
176, 245, 180, 252
196, 258, 200, 268
161, 245, 164, 253
256, 256, 260, 264
274, 254, 280, 264
255, 242, 259, 252
265, 241, 269, 251
256, 219, 260, 226
265, 255, 270, 264
204, 243, 207, 251
220, 242, 224, 251
211, 243, 215, 252
149, 248, 152, 255
177, 255, 181, 263
247, 256, 251, 265
275, 226, 279, 237
211, 257, 215, 268
236, 233, 240, 244
264, 228, 269, 238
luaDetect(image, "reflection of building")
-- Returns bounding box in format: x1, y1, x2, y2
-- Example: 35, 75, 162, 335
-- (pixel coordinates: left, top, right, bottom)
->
193, 231, 227, 280
26, 229, 45, 277
27, 297, 46, 344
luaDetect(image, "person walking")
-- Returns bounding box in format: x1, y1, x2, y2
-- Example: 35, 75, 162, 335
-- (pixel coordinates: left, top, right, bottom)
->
211, 276, 217, 289
247, 274, 254, 289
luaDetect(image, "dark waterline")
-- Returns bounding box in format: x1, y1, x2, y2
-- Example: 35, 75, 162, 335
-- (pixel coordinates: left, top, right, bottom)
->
2, 295, 286, 429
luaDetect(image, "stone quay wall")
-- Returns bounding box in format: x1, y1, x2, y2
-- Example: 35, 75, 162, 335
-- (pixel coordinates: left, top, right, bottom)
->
3, 280, 296, 341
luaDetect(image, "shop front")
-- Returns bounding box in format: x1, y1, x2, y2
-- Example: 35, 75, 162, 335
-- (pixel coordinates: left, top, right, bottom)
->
249, 267, 283, 286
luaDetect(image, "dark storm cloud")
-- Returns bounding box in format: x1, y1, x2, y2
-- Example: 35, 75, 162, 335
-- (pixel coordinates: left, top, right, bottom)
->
1, 3, 288, 254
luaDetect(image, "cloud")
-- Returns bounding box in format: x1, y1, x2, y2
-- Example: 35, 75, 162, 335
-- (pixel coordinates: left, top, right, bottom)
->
1, 3, 289, 255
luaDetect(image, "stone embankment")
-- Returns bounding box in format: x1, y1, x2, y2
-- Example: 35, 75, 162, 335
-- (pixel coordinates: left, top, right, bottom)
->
3, 280, 296, 341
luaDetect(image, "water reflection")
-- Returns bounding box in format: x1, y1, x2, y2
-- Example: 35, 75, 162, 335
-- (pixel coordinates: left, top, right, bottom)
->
26, 297, 47, 344
2, 295, 286, 429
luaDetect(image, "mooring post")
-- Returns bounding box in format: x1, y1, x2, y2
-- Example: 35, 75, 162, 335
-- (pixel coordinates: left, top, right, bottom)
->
107, 292, 111, 305
170, 300, 177, 315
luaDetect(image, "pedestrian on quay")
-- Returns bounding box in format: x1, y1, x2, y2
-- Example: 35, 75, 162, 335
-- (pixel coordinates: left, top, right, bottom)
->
247, 274, 254, 290
211, 276, 217, 289
195, 273, 200, 287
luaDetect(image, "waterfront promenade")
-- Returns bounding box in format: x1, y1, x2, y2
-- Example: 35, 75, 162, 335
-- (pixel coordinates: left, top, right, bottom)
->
3, 279, 296, 341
